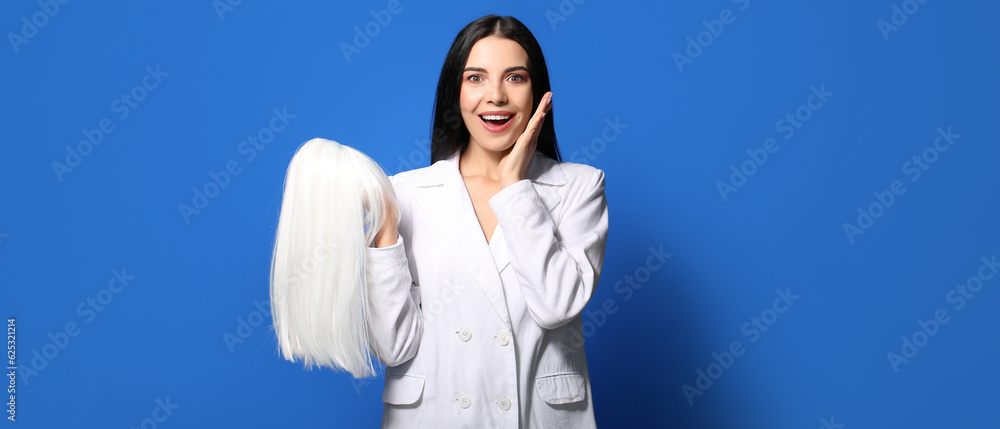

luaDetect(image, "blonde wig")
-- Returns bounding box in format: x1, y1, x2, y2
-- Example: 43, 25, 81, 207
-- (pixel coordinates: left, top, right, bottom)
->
269, 138, 397, 378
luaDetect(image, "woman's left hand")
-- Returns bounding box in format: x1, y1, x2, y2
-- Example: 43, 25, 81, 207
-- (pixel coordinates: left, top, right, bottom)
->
498, 91, 552, 188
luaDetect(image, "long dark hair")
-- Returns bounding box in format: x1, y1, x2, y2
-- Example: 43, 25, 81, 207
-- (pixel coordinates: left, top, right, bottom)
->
429, 15, 560, 164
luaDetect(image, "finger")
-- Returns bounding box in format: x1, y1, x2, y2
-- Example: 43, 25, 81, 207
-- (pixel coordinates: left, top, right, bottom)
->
529, 92, 551, 128
523, 92, 551, 140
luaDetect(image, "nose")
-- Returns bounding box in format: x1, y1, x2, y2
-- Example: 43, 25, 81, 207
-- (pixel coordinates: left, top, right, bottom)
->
487, 81, 507, 105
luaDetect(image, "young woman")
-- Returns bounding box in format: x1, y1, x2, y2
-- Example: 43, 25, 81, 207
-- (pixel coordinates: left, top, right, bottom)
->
366, 15, 609, 428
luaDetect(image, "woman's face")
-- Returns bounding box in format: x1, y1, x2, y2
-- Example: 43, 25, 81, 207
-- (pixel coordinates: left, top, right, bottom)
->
459, 36, 534, 154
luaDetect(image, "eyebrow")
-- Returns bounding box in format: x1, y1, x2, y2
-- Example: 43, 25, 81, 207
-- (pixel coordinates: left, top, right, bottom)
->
463, 66, 529, 74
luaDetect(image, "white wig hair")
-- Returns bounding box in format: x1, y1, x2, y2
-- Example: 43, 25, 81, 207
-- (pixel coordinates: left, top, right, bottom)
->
270, 138, 397, 378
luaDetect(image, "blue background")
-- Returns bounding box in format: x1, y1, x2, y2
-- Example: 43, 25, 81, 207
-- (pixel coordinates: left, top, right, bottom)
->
2, 1, 998, 427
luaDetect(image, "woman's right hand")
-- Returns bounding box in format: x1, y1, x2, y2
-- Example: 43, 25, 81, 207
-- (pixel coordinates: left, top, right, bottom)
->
372, 195, 398, 248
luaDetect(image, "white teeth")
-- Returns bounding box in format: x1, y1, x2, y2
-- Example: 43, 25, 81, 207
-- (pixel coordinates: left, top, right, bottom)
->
481, 114, 511, 121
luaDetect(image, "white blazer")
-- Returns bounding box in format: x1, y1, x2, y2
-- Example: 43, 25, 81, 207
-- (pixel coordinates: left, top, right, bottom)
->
364, 150, 609, 428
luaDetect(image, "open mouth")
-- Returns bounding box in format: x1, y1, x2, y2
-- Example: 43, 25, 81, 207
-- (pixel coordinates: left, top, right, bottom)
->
479, 114, 513, 126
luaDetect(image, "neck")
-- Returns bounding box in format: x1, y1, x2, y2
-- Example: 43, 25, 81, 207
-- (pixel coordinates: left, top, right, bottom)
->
459, 139, 510, 181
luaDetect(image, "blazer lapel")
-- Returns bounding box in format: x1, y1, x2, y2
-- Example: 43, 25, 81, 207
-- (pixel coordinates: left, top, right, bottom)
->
410, 155, 512, 326
407, 151, 569, 327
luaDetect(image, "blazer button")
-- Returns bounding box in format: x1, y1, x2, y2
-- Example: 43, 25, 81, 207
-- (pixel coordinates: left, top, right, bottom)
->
456, 327, 472, 342
457, 393, 472, 409
496, 330, 510, 346
496, 396, 511, 411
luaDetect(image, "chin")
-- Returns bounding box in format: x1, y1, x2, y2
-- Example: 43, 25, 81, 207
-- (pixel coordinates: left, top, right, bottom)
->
471, 135, 517, 153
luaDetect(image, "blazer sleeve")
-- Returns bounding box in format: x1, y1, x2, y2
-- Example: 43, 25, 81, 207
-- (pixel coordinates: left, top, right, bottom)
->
364, 176, 423, 367
489, 168, 609, 330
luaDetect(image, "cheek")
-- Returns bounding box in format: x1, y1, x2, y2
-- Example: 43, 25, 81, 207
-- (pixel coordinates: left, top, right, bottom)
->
459, 86, 480, 115
513, 87, 535, 116
460, 85, 491, 127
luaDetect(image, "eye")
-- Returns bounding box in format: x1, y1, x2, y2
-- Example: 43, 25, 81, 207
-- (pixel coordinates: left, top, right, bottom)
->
507, 74, 526, 82
466, 75, 484, 83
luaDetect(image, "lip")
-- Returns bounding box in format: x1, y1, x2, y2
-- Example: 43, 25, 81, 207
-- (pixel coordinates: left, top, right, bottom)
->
478, 111, 516, 134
